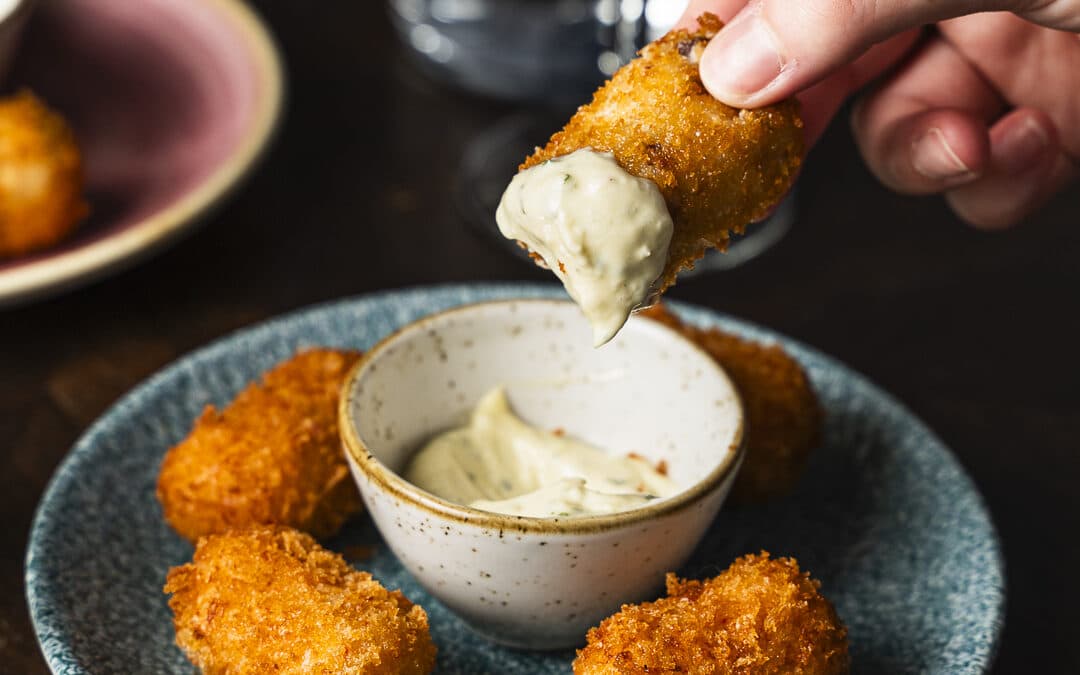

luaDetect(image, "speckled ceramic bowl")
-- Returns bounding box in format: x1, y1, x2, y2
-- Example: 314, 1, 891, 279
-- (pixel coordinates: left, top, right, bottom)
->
340, 299, 746, 649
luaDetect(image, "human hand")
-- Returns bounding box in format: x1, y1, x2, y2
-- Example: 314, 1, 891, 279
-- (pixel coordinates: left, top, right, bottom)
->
678, 0, 1080, 228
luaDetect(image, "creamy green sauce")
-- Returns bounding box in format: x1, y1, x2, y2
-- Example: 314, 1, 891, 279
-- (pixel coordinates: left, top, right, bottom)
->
404, 387, 678, 518
495, 149, 674, 346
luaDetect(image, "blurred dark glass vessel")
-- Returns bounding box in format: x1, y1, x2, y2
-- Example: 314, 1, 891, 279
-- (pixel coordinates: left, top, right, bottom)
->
388, 0, 690, 104
391, 0, 797, 275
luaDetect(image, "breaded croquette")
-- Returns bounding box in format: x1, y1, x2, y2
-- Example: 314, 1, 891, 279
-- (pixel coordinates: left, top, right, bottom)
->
157, 348, 363, 542
641, 305, 821, 504
574, 553, 848, 675
0, 91, 87, 257
522, 14, 803, 291
164, 526, 436, 675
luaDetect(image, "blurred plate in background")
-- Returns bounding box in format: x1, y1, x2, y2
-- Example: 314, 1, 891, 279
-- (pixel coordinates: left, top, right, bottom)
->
0, 0, 283, 308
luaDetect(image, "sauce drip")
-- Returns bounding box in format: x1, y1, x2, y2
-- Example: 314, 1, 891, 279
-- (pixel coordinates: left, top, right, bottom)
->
496, 149, 673, 346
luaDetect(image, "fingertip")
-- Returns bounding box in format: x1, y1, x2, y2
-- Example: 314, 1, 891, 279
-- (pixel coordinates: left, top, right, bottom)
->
856, 106, 990, 194
699, 4, 798, 108
945, 110, 1068, 230
989, 108, 1057, 176
908, 119, 987, 185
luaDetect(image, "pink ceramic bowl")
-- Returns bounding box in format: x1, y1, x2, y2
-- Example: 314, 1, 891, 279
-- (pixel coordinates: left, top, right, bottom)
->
0, 0, 283, 306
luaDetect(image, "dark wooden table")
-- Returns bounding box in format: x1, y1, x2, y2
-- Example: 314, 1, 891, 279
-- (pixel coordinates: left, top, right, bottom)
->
3, 2, 1077, 673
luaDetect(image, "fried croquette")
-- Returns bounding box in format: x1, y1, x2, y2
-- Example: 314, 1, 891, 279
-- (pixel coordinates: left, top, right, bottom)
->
521, 14, 803, 291
574, 553, 848, 675
0, 91, 88, 257
641, 304, 821, 504
157, 348, 363, 543
164, 526, 436, 675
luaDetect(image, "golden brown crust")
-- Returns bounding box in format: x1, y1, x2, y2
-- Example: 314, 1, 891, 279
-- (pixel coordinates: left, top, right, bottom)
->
164, 526, 436, 675
640, 304, 821, 504
0, 91, 88, 257
522, 14, 803, 290
157, 348, 364, 542
573, 552, 848, 675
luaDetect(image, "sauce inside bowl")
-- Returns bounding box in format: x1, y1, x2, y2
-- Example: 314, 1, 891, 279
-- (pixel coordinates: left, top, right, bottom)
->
404, 386, 678, 518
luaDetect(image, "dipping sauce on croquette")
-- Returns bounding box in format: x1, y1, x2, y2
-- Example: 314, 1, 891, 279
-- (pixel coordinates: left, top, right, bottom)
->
497, 14, 803, 347
496, 149, 673, 346
404, 387, 677, 517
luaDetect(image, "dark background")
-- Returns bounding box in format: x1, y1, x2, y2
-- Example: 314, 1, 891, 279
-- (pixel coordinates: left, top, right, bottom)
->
2, 2, 1077, 673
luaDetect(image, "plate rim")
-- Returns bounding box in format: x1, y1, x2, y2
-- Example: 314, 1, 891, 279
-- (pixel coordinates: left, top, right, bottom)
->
0, 0, 285, 308
24, 282, 1006, 673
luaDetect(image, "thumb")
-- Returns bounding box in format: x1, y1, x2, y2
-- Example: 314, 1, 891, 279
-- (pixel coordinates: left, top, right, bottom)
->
697, 0, 1009, 107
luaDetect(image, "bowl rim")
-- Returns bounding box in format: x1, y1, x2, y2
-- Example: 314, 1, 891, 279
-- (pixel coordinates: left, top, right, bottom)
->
2, 0, 36, 26
339, 298, 746, 535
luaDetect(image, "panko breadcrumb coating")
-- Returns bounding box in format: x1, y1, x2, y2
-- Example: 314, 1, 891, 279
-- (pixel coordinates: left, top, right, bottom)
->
641, 304, 821, 504
157, 348, 363, 542
574, 553, 848, 675
164, 526, 436, 675
0, 91, 88, 257
521, 14, 803, 291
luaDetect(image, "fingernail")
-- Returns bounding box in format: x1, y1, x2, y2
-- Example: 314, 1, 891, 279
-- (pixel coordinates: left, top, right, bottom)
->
911, 128, 975, 182
702, 8, 784, 101
995, 117, 1049, 175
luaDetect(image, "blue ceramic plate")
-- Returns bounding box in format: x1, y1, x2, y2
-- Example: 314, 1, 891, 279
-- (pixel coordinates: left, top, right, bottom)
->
27, 284, 1004, 674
